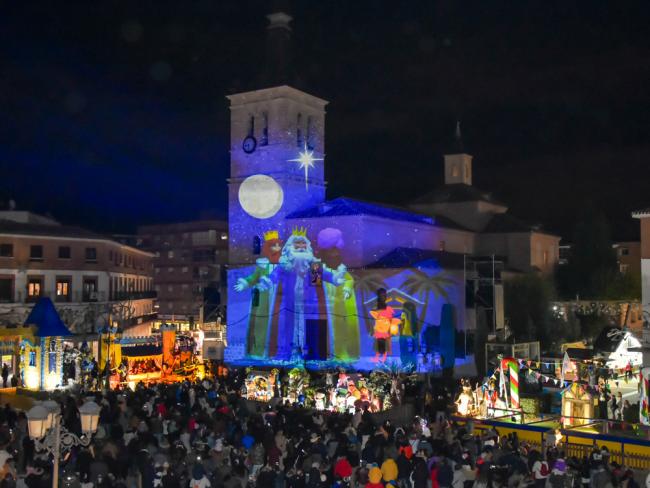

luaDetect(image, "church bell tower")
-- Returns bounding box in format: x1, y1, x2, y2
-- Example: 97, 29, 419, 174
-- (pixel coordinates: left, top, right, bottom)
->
227, 10, 328, 265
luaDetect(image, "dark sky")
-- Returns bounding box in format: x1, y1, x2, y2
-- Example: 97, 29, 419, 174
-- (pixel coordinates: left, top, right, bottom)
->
2, 1, 650, 240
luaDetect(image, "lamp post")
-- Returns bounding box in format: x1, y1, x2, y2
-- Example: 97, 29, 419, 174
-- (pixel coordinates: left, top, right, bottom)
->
27, 399, 101, 488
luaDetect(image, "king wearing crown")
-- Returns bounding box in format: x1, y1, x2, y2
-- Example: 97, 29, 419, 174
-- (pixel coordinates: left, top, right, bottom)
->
258, 227, 346, 361
234, 229, 284, 357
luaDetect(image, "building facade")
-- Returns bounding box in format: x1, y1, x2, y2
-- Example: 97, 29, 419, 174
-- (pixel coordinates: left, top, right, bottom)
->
137, 220, 228, 327
224, 10, 560, 373
0, 212, 156, 335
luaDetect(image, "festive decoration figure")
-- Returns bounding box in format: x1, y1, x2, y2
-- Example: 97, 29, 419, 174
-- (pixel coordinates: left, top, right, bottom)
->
639, 367, 650, 426
455, 379, 475, 416
370, 306, 401, 362
234, 230, 283, 357
262, 229, 345, 360
501, 357, 520, 409
317, 228, 360, 361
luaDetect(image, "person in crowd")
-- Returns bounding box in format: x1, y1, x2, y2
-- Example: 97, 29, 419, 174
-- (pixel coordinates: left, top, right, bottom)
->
0, 368, 641, 488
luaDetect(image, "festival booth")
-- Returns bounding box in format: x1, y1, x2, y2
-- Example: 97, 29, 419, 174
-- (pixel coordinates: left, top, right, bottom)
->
8, 298, 73, 391
118, 340, 163, 389
561, 382, 596, 427
111, 325, 205, 389
593, 327, 642, 370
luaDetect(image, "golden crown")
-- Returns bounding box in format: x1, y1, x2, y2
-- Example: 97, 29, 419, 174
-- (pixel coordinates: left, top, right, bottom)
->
292, 226, 308, 237
263, 230, 279, 241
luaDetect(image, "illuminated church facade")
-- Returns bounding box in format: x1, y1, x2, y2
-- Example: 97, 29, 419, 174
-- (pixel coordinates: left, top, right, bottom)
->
226, 11, 559, 373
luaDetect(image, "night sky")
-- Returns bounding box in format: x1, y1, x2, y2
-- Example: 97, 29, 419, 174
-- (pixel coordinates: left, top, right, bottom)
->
2, 1, 650, 240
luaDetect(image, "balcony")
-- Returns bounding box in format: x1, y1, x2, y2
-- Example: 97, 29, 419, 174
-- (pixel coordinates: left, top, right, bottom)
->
111, 290, 157, 301
0, 289, 156, 304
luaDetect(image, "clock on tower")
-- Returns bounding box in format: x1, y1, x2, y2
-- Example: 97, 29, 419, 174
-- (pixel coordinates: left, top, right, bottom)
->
227, 85, 329, 265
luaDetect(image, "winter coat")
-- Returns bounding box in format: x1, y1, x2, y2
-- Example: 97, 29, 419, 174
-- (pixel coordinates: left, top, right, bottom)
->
380, 458, 398, 483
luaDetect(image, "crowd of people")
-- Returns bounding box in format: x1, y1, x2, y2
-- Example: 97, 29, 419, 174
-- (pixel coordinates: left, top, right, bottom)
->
0, 370, 645, 488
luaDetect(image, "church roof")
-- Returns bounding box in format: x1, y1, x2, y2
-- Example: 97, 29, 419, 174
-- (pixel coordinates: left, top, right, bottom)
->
412, 183, 506, 207
365, 247, 466, 270
483, 213, 538, 233
24, 297, 72, 337
0, 219, 103, 239
286, 197, 437, 225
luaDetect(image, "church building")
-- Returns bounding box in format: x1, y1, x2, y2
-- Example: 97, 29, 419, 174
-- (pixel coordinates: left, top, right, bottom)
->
226, 10, 560, 373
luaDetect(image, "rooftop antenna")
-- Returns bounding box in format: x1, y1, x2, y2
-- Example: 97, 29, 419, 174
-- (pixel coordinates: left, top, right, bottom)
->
454, 120, 464, 153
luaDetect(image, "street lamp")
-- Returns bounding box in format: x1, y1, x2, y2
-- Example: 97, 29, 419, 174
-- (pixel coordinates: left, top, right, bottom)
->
27, 400, 101, 488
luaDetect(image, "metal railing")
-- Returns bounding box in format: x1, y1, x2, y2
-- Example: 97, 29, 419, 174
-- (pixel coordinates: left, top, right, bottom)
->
0, 290, 156, 304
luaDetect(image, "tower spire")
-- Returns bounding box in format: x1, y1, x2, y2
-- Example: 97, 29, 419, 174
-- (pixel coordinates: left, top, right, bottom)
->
454, 120, 464, 153
262, 2, 295, 87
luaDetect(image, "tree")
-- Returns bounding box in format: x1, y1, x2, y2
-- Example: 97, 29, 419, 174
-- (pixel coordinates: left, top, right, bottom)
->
504, 273, 555, 345
556, 207, 618, 299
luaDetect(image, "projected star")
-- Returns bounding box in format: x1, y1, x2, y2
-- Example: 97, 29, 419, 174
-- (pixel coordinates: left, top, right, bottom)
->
288, 144, 323, 190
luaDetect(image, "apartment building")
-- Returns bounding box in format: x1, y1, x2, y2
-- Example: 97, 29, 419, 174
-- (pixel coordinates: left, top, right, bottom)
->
0, 211, 156, 334
137, 220, 228, 327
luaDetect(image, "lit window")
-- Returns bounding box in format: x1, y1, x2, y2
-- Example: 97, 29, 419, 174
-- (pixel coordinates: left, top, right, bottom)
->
182, 267, 188, 273
168, 250, 174, 258
221, 233, 228, 240
168, 267, 173, 273
29, 351, 36, 367
155, 268, 160, 274
27, 279, 42, 299
56, 280, 70, 299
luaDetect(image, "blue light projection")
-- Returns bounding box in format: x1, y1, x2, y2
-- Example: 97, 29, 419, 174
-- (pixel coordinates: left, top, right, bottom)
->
226, 225, 462, 372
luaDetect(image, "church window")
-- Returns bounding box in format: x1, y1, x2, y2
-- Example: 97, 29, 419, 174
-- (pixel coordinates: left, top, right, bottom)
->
296, 113, 303, 147
261, 112, 269, 146
253, 236, 261, 255
306, 116, 314, 149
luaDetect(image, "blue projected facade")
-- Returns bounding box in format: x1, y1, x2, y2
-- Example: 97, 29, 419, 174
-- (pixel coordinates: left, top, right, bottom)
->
226, 86, 471, 372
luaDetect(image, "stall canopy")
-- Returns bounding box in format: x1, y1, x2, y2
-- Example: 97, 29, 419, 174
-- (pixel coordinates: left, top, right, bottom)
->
24, 297, 72, 337
121, 344, 162, 360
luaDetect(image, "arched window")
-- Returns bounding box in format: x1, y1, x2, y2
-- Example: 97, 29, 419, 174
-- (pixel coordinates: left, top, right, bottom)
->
306, 116, 314, 149
253, 236, 261, 255
296, 113, 303, 147
261, 112, 269, 146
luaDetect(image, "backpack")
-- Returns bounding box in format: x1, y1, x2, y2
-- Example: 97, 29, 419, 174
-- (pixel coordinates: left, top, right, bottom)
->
539, 462, 550, 477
